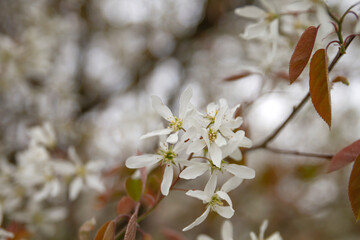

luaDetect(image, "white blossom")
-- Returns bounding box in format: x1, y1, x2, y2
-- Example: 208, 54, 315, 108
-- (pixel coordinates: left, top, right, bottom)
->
197, 220, 233, 240
250, 220, 282, 240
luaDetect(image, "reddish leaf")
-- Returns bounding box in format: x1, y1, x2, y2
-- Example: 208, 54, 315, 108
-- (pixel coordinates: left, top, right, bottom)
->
223, 71, 254, 82
328, 140, 360, 172
124, 204, 140, 240
78, 217, 96, 240
117, 196, 135, 215
94, 221, 111, 240
348, 154, 360, 221
289, 26, 319, 83
309, 48, 331, 128
103, 221, 115, 240
332, 75, 349, 86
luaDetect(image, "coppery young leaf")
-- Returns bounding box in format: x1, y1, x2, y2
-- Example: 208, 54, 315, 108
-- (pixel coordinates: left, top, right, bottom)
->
124, 203, 140, 240
309, 48, 331, 128
103, 221, 115, 240
289, 26, 319, 83
117, 196, 135, 215
348, 154, 360, 221
332, 75, 349, 86
78, 217, 96, 240
94, 221, 111, 240
328, 140, 360, 172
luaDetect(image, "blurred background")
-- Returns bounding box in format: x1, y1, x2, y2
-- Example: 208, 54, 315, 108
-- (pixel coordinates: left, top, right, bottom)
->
1, 0, 360, 239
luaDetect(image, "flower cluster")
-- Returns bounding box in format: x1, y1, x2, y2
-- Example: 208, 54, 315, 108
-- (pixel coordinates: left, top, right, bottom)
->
126, 87, 255, 231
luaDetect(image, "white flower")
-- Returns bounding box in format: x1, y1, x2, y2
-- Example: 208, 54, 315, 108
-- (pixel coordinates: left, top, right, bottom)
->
250, 220, 282, 240
27, 122, 56, 148
126, 141, 186, 196
140, 87, 193, 144
63, 147, 106, 201
0, 228, 14, 240
183, 175, 235, 231
197, 220, 233, 240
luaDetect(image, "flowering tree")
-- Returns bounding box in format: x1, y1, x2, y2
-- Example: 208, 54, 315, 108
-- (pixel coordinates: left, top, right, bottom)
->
1, 0, 360, 240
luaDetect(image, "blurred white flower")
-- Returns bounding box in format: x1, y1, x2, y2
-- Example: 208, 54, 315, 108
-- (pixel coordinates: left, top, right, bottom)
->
126, 141, 187, 195
140, 87, 193, 143
197, 220, 233, 240
27, 122, 56, 148
250, 220, 282, 240
183, 175, 235, 231
0, 228, 14, 240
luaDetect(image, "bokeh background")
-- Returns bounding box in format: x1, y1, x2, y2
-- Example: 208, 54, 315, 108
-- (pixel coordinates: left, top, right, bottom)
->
1, 0, 360, 239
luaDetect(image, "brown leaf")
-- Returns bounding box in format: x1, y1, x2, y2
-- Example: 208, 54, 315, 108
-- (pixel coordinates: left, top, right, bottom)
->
332, 75, 349, 86
223, 71, 254, 82
289, 26, 319, 83
78, 217, 96, 240
309, 48, 331, 128
124, 203, 140, 240
94, 221, 111, 240
117, 196, 135, 215
142, 233, 153, 240
103, 221, 115, 240
348, 154, 360, 221
328, 140, 360, 172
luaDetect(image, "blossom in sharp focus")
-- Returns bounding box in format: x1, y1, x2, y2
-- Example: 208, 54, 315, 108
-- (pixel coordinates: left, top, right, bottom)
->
140, 87, 193, 144
183, 175, 235, 231
250, 220, 282, 240
197, 220, 233, 240
126, 141, 187, 196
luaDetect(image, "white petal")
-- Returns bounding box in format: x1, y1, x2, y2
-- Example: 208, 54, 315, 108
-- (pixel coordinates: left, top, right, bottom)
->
202, 128, 210, 147
161, 165, 173, 196
229, 148, 242, 161
221, 220, 234, 240
215, 134, 227, 147
125, 154, 161, 169
151, 96, 174, 121
260, 220, 269, 240
240, 136, 252, 148
69, 177, 83, 200
241, 21, 268, 40
267, 232, 283, 240
85, 175, 105, 192
216, 191, 233, 208
207, 102, 218, 117
86, 161, 104, 172
187, 139, 206, 154
140, 128, 172, 139
260, 0, 275, 12
68, 146, 81, 165
167, 132, 179, 144
186, 190, 211, 202
250, 232, 257, 240
223, 164, 255, 179
183, 207, 210, 231
209, 144, 222, 168
180, 164, 209, 179
197, 234, 214, 240
213, 100, 227, 130
235, 6, 266, 19
52, 161, 76, 175
50, 180, 61, 197
213, 206, 234, 219
204, 174, 217, 196
179, 87, 193, 119
221, 176, 243, 193
0, 228, 14, 239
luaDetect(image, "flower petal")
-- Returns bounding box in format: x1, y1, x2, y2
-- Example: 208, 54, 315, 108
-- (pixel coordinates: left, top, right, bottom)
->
187, 139, 206, 154
151, 95, 174, 121
235, 6, 266, 19
161, 165, 173, 196
186, 190, 211, 202
197, 234, 214, 240
241, 21, 268, 40
221, 220, 234, 240
213, 205, 234, 219
85, 175, 105, 192
179, 87, 193, 119
267, 232, 283, 240
221, 176, 243, 193
167, 132, 179, 144
204, 174, 217, 196
183, 207, 210, 231
180, 164, 209, 179
223, 164, 255, 179
216, 191, 233, 208
126, 154, 161, 169
215, 133, 227, 147
69, 176, 83, 200
209, 144, 222, 168
140, 128, 172, 140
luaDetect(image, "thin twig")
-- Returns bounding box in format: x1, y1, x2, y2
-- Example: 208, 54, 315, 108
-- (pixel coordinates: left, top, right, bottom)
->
265, 146, 333, 159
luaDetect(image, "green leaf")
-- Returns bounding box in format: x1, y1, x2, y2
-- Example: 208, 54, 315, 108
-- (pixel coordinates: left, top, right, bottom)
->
348, 154, 360, 221
126, 178, 143, 202
309, 48, 331, 128
289, 26, 319, 83
328, 140, 360, 172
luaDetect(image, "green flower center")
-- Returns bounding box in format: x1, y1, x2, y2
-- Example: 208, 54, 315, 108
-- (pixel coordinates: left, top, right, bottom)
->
169, 117, 183, 131
208, 129, 217, 143
208, 194, 223, 210
159, 148, 177, 165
